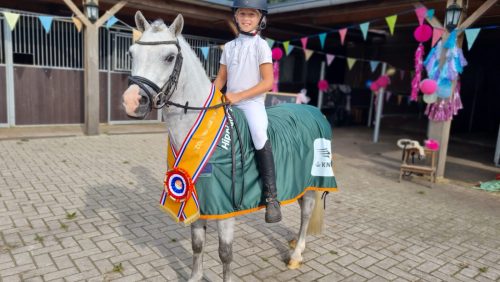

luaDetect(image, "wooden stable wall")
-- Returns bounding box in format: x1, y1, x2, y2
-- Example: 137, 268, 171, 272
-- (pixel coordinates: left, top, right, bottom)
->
0, 66, 6, 124
10, 66, 156, 125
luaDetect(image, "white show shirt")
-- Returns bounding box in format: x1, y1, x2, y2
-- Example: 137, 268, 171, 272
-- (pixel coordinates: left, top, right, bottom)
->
220, 34, 272, 104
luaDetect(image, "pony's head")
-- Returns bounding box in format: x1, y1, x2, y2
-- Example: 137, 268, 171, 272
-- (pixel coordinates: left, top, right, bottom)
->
122, 11, 184, 119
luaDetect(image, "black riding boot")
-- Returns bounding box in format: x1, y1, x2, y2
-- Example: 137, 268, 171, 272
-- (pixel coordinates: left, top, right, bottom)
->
255, 140, 282, 223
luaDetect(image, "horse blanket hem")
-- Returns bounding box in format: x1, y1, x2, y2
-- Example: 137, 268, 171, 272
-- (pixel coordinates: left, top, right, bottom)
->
198, 186, 337, 220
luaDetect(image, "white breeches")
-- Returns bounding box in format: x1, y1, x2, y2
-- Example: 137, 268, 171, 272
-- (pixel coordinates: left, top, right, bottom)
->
234, 100, 268, 150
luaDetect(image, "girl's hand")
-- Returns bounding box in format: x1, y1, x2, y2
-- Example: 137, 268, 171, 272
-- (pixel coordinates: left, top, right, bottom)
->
225, 92, 241, 104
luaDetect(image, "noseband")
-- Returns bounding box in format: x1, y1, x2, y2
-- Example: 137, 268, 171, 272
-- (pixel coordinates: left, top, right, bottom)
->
128, 39, 183, 110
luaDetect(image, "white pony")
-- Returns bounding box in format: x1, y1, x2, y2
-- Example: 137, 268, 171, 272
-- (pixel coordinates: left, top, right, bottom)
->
122, 12, 330, 282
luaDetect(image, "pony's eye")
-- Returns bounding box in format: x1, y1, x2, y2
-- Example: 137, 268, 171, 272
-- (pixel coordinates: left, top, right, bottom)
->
165, 55, 175, 63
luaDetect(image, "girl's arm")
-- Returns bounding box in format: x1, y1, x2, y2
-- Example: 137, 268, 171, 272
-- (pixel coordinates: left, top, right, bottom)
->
226, 63, 273, 104
214, 64, 227, 91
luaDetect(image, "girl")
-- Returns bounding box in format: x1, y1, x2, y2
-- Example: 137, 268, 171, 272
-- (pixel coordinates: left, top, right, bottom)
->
214, 0, 281, 223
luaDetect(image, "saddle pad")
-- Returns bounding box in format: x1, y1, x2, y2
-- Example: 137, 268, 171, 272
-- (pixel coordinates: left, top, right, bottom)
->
195, 103, 338, 219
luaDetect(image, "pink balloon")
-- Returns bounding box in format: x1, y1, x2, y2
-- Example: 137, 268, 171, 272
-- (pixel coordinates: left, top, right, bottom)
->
377, 75, 390, 87
419, 79, 437, 95
318, 80, 329, 91
370, 82, 380, 92
414, 24, 432, 43
272, 47, 283, 61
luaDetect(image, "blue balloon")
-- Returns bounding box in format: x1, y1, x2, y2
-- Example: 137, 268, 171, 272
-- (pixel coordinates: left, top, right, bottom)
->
365, 80, 373, 88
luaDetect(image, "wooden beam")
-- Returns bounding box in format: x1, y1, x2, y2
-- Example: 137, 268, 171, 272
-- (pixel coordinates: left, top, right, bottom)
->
95, 0, 127, 27
61, 0, 91, 26
458, 0, 498, 30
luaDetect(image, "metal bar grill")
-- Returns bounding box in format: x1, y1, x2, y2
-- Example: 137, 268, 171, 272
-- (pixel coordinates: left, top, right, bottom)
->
0, 18, 4, 64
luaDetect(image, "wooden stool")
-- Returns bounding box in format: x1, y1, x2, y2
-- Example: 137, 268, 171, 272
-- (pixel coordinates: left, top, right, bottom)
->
399, 148, 437, 187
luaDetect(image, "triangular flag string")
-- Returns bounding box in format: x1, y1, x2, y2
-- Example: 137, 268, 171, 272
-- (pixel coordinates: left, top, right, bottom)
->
370, 61, 379, 72
432, 28, 445, 47
71, 16, 82, 33
266, 38, 275, 49
105, 16, 118, 29
359, 22, 370, 41
464, 28, 481, 50
300, 37, 308, 50
3, 12, 20, 31
38, 16, 54, 34
200, 47, 209, 60
347, 58, 356, 70
339, 28, 347, 46
304, 49, 314, 61
326, 54, 335, 66
385, 15, 397, 35
415, 7, 427, 26
318, 33, 327, 50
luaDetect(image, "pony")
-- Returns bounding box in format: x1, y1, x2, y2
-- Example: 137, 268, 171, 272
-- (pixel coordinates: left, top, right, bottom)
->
122, 12, 336, 282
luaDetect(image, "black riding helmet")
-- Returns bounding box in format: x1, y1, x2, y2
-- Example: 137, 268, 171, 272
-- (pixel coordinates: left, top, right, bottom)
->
232, 0, 268, 35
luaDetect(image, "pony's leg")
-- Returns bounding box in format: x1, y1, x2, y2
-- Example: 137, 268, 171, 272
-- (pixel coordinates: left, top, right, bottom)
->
288, 191, 315, 269
188, 219, 207, 282
217, 217, 235, 282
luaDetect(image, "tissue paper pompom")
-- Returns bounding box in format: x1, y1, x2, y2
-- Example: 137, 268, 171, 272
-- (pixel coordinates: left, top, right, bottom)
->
414, 24, 432, 43
318, 80, 329, 91
272, 47, 283, 61
420, 79, 437, 95
377, 75, 390, 87
370, 82, 380, 92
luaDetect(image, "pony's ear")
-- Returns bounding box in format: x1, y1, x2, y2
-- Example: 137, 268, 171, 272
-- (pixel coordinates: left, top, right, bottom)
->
135, 11, 151, 32
169, 14, 184, 37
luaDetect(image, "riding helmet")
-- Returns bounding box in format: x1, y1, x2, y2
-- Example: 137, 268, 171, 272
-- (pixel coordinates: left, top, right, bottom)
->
233, 0, 268, 14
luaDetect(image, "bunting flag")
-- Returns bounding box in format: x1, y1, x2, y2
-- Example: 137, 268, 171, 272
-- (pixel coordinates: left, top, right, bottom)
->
385, 15, 397, 35
283, 41, 294, 55
432, 28, 445, 47
304, 49, 314, 61
386, 91, 392, 102
347, 58, 356, 70
397, 95, 403, 105
465, 28, 481, 50
415, 7, 428, 26
339, 28, 347, 46
3, 12, 20, 31
427, 9, 435, 20
318, 33, 327, 50
132, 28, 142, 42
359, 22, 370, 41
72, 16, 83, 32
400, 70, 405, 80
105, 16, 119, 28
326, 54, 335, 66
370, 61, 379, 72
38, 16, 53, 34
266, 38, 275, 48
219, 44, 225, 51
200, 47, 209, 60
301, 37, 308, 50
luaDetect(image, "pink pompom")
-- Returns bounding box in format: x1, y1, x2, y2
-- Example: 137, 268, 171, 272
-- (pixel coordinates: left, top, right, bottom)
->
318, 79, 329, 91
272, 47, 283, 61
413, 24, 432, 43
370, 81, 380, 92
377, 75, 390, 87
419, 79, 437, 95
425, 139, 439, 151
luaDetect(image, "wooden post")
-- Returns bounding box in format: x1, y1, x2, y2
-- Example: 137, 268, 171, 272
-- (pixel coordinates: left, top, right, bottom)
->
62, 0, 127, 135
425, 0, 497, 180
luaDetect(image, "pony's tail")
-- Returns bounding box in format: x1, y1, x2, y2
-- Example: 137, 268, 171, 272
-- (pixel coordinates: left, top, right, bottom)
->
307, 191, 324, 235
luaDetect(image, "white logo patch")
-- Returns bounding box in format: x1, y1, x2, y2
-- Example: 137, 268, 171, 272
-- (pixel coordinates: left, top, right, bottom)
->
311, 138, 334, 177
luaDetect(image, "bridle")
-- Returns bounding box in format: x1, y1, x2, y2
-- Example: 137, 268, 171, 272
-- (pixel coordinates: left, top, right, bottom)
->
128, 39, 183, 112
128, 39, 228, 114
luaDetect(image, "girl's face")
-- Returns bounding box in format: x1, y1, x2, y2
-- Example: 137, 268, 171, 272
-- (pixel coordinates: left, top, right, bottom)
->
235, 8, 261, 33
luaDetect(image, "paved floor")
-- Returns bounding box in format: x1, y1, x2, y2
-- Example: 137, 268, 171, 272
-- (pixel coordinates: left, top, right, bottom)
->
0, 127, 499, 281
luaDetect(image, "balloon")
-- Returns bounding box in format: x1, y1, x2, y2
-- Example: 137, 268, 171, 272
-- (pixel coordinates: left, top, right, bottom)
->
377, 75, 390, 87
414, 24, 432, 43
419, 79, 437, 95
370, 82, 380, 92
423, 93, 438, 104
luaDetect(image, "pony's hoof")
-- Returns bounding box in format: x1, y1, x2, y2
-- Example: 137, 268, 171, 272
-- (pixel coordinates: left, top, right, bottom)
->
287, 259, 302, 270
288, 239, 297, 249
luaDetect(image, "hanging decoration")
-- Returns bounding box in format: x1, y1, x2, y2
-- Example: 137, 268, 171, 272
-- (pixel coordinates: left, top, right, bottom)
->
347, 58, 356, 70
326, 54, 335, 66
410, 23, 432, 101
38, 16, 54, 34
318, 80, 329, 92
72, 16, 83, 32
3, 12, 21, 31
105, 16, 118, 28
200, 47, 209, 60
266, 38, 275, 48
304, 49, 314, 61
465, 28, 481, 50
271, 47, 283, 92
359, 22, 370, 41
318, 33, 327, 49
385, 15, 398, 35
370, 61, 380, 72
339, 28, 347, 45
423, 34, 467, 121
